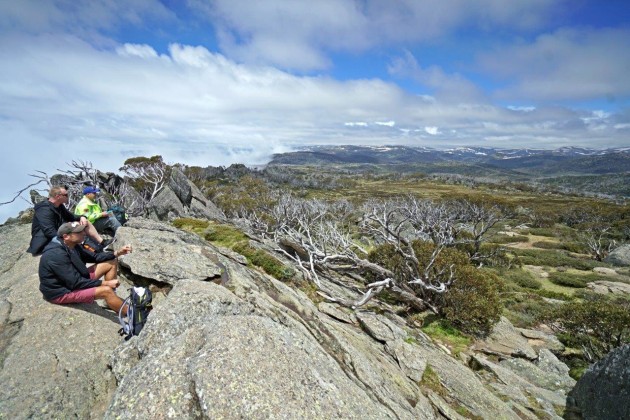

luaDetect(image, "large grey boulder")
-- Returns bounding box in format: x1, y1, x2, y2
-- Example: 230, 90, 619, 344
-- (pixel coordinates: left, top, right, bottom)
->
168, 167, 193, 206
587, 280, 630, 295
107, 280, 402, 419
114, 218, 223, 285
185, 174, 225, 221
516, 327, 565, 353
146, 186, 185, 221
30, 189, 46, 205
605, 244, 630, 266
565, 344, 630, 419
471, 354, 567, 418
499, 349, 575, 393
472, 316, 538, 360
147, 169, 225, 222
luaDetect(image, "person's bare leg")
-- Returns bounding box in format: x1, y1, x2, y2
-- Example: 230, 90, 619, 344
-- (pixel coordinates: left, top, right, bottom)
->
92, 260, 118, 281
94, 286, 126, 315
84, 221, 103, 244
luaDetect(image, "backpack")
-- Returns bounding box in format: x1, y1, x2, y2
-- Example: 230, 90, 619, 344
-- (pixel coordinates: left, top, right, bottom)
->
118, 287, 153, 340
109, 204, 128, 225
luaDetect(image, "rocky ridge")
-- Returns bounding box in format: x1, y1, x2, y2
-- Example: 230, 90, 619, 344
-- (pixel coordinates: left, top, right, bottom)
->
0, 216, 581, 419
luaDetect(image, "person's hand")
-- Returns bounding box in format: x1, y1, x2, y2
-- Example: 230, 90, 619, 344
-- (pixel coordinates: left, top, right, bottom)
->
103, 279, 120, 289
101, 211, 109, 218
79, 216, 88, 226
115, 245, 132, 257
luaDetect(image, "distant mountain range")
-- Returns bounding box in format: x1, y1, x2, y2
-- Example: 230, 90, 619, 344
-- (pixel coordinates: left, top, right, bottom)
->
269, 145, 630, 176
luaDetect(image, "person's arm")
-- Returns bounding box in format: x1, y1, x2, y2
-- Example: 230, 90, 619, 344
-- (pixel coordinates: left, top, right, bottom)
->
60, 205, 77, 222
91, 245, 130, 263
48, 256, 102, 291
78, 244, 116, 263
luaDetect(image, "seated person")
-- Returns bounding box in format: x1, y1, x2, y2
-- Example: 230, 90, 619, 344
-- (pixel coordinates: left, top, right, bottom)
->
39, 222, 132, 313
28, 186, 112, 256
74, 186, 122, 235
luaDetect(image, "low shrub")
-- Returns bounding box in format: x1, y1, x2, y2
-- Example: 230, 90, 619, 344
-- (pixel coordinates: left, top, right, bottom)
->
502, 291, 551, 328
505, 299, 548, 328
512, 248, 602, 270
501, 269, 542, 289
548, 271, 609, 288
541, 298, 630, 362
548, 272, 588, 288
370, 242, 503, 336
532, 241, 587, 254
534, 289, 573, 301
440, 265, 503, 337
560, 241, 589, 254
489, 234, 529, 244
465, 243, 513, 267
523, 227, 556, 237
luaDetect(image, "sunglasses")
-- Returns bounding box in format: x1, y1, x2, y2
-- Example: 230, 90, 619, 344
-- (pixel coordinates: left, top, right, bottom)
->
59, 193, 69, 197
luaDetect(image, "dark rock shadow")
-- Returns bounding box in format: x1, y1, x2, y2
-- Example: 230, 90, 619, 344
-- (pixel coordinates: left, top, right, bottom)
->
64, 302, 121, 324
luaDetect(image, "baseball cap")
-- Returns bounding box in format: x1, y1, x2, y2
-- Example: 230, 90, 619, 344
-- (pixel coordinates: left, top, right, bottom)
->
58, 221, 87, 236
83, 186, 100, 194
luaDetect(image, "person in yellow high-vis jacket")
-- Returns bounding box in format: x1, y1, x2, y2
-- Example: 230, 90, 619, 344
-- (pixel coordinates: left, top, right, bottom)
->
74, 186, 121, 235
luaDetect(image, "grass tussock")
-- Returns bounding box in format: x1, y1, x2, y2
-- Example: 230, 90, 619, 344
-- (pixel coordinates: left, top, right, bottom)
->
203, 224, 248, 248
421, 365, 444, 394
422, 319, 472, 356
232, 241, 295, 281
172, 217, 209, 232
172, 218, 294, 282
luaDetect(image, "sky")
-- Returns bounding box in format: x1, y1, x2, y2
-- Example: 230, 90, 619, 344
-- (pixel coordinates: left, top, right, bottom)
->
1, 0, 629, 221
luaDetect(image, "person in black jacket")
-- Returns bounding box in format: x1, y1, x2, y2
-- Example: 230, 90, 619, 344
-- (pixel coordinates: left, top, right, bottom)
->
27, 186, 113, 255
39, 222, 131, 314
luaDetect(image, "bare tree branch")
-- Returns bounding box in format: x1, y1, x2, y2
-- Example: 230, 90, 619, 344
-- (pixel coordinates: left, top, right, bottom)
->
0, 177, 49, 206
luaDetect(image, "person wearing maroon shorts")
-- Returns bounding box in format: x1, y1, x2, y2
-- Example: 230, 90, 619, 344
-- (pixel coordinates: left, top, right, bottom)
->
39, 222, 131, 315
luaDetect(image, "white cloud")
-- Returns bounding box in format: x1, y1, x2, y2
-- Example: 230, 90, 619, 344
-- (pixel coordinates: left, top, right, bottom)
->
375, 121, 396, 127
195, 0, 562, 70
425, 126, 441, 135
0, 0, 175, 46
507, 106, 536, 112
388, 51, 486, 103
480, 27, 630, 101
116, 43, 160, 59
